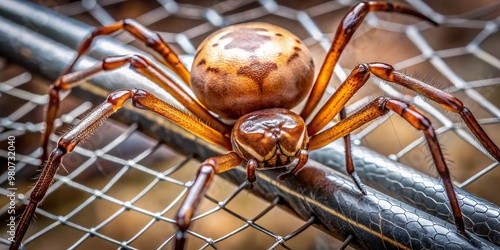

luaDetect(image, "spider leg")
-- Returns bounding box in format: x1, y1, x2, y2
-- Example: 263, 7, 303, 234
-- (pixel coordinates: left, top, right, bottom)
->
11, 88, 231, 250
340, 108, 366, 195
64, 19, 190, 85
277, 149, 309, 181
371, 63, 500, 161
309, 97, 466, 235
175, 152, 243, 250
307, 63, 500, 161
246, 159, 258, 189
42, 54, 230, 161
300, 1, 437, 119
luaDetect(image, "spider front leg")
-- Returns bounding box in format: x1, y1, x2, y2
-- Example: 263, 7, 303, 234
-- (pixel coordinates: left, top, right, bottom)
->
308, 97, 466, 234
175, 150, 308, 249
300, 1, 437, 119
42, 17, 195, 161
11, 88, 231, 250
174, 152, 244, 250
41, 54, 230, 162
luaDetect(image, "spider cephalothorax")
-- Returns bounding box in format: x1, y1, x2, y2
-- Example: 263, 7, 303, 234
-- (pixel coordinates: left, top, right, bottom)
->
231, 108, 309, 169
11, 2, 500, 250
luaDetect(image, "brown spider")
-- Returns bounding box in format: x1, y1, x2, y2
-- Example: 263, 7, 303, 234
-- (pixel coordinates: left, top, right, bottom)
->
11, 1, 500, 249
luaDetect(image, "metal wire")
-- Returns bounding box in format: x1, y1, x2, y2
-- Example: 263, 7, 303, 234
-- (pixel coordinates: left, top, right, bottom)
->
0, 0, 499, 249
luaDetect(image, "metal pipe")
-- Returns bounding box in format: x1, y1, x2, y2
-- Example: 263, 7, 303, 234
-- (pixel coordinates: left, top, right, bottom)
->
311, 142, 500, 246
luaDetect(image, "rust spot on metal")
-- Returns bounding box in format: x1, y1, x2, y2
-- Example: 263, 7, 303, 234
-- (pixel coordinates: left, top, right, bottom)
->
221, 28, 271, 52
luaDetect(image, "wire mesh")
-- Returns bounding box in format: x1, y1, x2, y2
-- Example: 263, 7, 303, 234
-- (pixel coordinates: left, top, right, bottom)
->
1, 0, 499, 249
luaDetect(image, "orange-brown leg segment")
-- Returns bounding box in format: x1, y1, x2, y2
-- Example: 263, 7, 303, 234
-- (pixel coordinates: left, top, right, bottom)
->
309, 97, 465, 234
11, 88, 231, 250
174, 152, 244, 250
41, 54, 230, 161
64, 19, 190, 85
277, 149, 309, 181
246, 159, 258, 189
372, 63, 500, 162
300, 1, 437, 119
307, 62, 500, 163
340, 108, 366, 195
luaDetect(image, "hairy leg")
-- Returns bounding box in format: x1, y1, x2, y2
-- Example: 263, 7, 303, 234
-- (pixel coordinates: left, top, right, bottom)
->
309, 97, 466, 234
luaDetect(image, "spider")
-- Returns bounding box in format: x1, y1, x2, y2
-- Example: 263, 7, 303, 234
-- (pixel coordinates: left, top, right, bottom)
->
10, 1, 500, 249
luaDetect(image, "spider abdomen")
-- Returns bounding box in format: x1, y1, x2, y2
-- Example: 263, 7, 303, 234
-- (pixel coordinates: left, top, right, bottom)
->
191, 22, 314, 119
231, 108, 309, 169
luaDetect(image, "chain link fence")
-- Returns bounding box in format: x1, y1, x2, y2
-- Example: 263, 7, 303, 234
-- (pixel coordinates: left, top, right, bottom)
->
1, 0, 499, 249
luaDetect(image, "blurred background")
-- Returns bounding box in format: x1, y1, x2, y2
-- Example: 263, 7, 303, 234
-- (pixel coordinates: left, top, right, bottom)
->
0, 0, 499, 249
